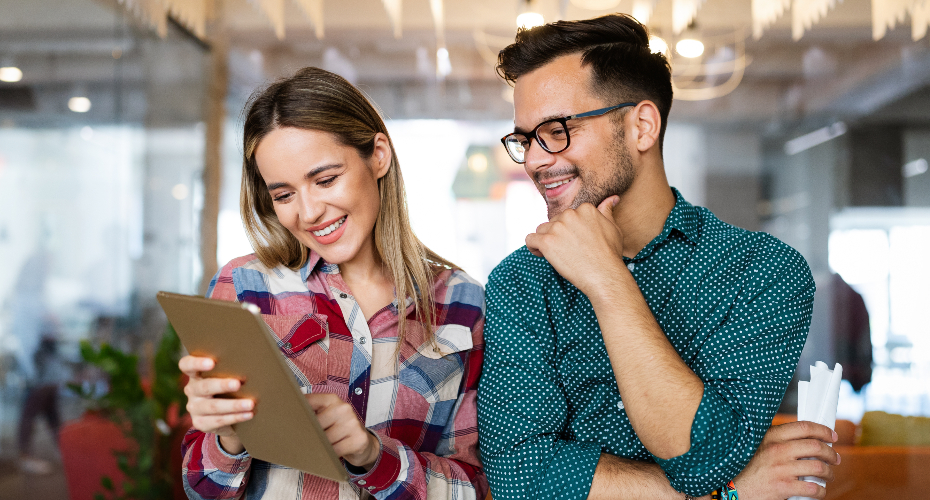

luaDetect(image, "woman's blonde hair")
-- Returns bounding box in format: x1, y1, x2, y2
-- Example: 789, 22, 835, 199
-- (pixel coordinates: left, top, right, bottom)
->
240, 67, 456, 344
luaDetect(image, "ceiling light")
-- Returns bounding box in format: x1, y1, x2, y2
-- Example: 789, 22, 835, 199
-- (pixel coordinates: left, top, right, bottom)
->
649, 36, 669, 55
172, 183, 189, 200
468, 153, 489, 173
516, 12, 545, 30
0, 67, 23, 83
676, 39, 705, 58
437, 47, 452, 77
68, 96, 92, 113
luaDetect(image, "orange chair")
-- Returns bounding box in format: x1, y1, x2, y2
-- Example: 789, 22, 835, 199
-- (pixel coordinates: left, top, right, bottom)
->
59, 412, 132, 500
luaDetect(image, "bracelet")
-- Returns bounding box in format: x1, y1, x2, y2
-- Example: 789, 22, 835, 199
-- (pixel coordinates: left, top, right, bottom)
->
721, 480, 739, 500
711, 490, 720, 500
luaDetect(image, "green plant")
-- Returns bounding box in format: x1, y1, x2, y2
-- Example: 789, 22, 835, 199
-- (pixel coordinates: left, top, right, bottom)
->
69, 324, 188, 500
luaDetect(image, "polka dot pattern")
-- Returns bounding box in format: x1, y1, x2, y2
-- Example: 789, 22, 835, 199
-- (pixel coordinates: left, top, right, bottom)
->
477, 188, 816, 498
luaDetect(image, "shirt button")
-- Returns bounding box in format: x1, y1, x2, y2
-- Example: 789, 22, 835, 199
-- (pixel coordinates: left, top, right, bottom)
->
357, 480, 366, 485
367, 486, 375, 491
617, 401, 625, 410
283, 342, 292, 350
340, 293, 348, 299
359, 337, 366, 344
354, 387, 363, 395
627, 263, 635, 272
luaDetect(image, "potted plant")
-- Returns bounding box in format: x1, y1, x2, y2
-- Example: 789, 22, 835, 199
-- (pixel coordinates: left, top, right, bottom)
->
64, 325, 189, 500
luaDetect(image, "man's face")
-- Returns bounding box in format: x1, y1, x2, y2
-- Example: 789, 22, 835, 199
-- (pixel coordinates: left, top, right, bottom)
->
512, 53, 635, 220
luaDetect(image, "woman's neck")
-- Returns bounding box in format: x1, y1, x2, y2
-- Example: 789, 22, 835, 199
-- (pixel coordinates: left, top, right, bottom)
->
338, 237, 387, 285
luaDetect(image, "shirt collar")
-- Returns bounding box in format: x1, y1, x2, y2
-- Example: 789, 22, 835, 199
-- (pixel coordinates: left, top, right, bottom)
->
299, 250, 325, 282
630, 187, 700, 261
299, 250, 416, 316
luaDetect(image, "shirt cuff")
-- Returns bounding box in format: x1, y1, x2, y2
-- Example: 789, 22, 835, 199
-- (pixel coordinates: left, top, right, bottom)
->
205, 433, 252, 474
652, 387, 745, 496
541, 440, 602, 500
344, 432, 402, 496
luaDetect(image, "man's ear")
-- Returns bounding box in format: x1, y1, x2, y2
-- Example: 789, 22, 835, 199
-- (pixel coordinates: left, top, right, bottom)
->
371, 132, 392, 180
629, 101, 661, 154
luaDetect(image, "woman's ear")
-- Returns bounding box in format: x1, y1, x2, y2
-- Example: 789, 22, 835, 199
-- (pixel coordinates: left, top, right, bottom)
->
371, 133, 392, 180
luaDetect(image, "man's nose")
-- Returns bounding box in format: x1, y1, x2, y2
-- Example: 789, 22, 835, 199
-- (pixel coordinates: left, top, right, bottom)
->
523, 137, 557, 175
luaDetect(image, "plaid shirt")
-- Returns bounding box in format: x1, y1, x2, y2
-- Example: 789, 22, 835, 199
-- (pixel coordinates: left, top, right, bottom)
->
181, 252, 488, 500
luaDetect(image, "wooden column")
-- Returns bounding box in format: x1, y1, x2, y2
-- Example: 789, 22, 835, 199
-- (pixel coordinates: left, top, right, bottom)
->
198, 5, 228, 295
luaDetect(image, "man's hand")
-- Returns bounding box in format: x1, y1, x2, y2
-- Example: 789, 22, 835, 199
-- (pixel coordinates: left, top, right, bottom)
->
306, 393, 380, 470
732, 421, 840, 500
525, 196, 624, 296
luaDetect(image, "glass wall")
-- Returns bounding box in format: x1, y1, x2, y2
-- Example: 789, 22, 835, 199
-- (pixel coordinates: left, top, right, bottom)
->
0, 0, 209, 487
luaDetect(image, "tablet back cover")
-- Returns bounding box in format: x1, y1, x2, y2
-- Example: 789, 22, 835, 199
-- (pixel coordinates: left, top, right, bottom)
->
156, 291, 347, 482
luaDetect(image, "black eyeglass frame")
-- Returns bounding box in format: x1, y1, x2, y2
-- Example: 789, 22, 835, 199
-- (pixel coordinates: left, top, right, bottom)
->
500, 102, 639, 164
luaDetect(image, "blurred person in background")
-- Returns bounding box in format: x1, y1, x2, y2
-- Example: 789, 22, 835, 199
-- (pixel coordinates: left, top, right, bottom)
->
178, 67, 487, 500
17, 322, 69, 475
478, 13, 839, 500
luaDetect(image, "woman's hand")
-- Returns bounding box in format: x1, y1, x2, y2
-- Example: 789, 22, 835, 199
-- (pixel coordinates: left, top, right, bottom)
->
306, 393, 380, 470
179, 355, 255, 455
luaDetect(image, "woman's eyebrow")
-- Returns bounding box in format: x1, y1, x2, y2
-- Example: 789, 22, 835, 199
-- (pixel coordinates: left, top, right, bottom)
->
266, 163, 342, 191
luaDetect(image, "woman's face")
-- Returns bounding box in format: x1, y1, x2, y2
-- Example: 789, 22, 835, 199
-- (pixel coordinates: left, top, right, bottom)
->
255, 127, 391, 266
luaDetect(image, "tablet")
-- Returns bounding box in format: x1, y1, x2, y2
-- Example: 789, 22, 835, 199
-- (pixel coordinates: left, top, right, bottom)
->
156, 291, 347, 482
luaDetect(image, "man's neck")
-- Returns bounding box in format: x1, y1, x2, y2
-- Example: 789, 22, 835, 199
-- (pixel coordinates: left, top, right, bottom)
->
612, 165, 676, 259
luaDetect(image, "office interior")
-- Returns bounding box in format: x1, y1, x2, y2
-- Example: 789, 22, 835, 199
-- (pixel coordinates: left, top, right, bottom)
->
0, 0, 928, 497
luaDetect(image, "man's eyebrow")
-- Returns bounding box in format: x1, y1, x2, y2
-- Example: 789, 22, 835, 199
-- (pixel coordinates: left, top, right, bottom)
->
266, 163, 342, 191
513, 114, 567, 135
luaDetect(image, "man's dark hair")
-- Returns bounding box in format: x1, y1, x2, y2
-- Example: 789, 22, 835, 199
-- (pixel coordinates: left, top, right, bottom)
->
497, 14, 673, 152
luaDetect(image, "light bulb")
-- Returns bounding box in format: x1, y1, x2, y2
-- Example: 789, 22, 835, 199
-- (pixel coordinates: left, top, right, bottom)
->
516, 12, 545, 30
68, 96, 92, 113
649, 36, 669, 55
0, 67, 23, 83
675, 39, 705, 58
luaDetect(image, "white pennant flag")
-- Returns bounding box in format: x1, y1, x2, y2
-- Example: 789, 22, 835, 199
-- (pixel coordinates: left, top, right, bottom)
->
793, 0, 843, 40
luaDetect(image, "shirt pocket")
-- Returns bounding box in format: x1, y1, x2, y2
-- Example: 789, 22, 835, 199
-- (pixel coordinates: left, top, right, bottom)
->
399, 324, 473, 404
261, 313, 329, 386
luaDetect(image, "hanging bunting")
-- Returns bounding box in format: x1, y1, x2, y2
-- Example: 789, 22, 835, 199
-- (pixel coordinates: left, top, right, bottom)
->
382, 0, 403, 39
752, 0, 790, 39
632, 0, 656, 25
792, 0, 843, 40
872, 0, 911, 39
294, 0, 324, 39
250, 0, 286, 39
165, 0, 211, 39
915, 0, 930, 39
672, 0, 706, 35
119, 0, 169, 38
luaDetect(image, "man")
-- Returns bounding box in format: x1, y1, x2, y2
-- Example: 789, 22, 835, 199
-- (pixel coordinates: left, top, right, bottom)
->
477, 14, 839, 499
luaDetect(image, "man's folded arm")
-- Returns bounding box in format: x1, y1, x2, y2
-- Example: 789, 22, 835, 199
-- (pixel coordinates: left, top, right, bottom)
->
654, 243, 816, 495
478, 265, 704, 500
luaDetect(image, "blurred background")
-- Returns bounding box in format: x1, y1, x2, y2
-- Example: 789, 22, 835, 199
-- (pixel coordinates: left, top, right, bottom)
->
0, 0, 928, 497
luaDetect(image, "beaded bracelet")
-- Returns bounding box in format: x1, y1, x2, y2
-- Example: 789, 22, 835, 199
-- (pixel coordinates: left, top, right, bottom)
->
721, 480, 739, 500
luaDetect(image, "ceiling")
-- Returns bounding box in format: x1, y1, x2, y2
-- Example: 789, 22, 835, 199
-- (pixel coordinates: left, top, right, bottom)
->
1, 0, 928, 130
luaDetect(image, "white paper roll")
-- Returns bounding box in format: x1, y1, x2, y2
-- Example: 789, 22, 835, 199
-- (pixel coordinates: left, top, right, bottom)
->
788, 362, 842, 500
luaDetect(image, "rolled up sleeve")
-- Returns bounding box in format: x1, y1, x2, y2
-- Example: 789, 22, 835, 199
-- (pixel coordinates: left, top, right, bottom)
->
478, 265, 602, 500
655, 243, 815, 495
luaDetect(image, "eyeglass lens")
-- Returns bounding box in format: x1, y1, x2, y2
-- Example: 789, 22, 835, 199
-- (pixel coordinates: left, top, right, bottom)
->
505, 120, 569, 163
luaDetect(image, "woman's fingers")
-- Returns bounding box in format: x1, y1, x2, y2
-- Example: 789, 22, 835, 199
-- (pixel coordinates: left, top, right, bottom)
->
187, 395, 253, 416
179, 355, 215, 376
191, 411, 254, 435
185, 376, 241, 398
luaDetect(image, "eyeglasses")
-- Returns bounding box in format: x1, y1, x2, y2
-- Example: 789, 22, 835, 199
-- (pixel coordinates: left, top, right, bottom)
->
500, 102, 638, 164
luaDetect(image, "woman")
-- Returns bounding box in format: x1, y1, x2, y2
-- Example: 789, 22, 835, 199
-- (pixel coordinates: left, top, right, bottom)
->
178, 67, 487, 500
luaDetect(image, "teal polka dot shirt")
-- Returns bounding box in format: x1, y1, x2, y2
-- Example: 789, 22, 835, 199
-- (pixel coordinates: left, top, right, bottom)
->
477, 188, 815, 498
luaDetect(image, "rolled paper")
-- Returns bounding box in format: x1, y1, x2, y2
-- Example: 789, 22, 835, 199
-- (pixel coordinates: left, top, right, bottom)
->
788, 362, 843, 500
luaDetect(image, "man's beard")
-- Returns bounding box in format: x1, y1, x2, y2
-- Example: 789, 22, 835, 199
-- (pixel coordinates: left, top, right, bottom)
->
540, 134, 635, 220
